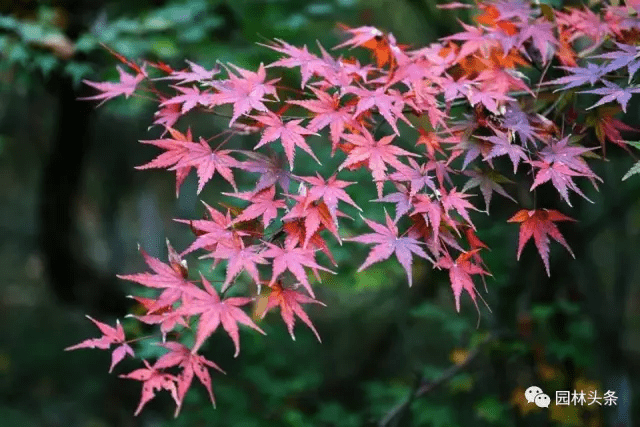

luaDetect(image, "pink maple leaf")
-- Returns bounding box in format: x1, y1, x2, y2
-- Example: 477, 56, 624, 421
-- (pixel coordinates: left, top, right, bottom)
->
334, 25, 384, 50
339, 128, 418, 198
81, 66, 145, 106
136, 127, 195, 197
477, 130, 528, 174
65, 315, 134, 373
288, 87, 356, 155
281, 192, 347, 247
223, 186, 286, 229
261, 240, 335, 298
261, 39, 320, 88
160, 85, 212, 114
210, 63, 279, 125
529, 160, 593, 206
176, 203, 245, 256
347, 86, 412, 135
388, 157, 437, 198
153, 342, 225, 415
411, 193, 443, 244
299, 172, 362, 225
346, 211, 432, 287
537, 136, 599, 177
441, 187, 480, 231
252, 112, 319, 170
237, 151, 293, 193
118, 241, 199, 310
119, 360, 180, 416
208, 244, 268, 291
156, 60, 219, 85
169, 137, 239, 194
544, 62, 605, 91
462, 169, 515, 213
374, 184, 413, 222
179, 274, 265, 356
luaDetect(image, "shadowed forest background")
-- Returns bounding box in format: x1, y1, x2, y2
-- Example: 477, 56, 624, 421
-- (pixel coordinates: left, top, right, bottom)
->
1, 0, 639, 426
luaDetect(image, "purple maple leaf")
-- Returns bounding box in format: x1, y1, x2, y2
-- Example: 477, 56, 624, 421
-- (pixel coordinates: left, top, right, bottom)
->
580, 80, 640, 113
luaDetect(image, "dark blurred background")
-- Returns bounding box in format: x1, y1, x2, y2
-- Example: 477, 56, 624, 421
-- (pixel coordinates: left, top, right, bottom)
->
0, 0, 639, 426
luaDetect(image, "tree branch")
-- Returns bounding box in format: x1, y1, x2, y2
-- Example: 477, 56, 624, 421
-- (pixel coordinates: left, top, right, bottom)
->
379, 333, 495, 427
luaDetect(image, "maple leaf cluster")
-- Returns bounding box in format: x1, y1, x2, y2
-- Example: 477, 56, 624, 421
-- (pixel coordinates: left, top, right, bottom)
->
66, 0, 640, 417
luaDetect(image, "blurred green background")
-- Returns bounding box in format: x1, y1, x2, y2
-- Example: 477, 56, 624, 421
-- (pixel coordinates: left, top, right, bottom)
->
0, 0, 639, 426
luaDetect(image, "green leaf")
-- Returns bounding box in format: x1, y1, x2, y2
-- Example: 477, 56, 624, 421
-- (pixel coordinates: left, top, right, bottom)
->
622, 161, 640, 181
624, 140, 640, 150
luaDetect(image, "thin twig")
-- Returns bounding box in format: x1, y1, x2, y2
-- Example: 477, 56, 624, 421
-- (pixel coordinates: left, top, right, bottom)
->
378, 333, 495, 427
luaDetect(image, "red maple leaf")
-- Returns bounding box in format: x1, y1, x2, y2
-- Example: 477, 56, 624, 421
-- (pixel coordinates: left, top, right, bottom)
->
260, 282, 326, 342
285, 194, 344, 246
179, 274, 265, 356
339, 128, 418, 197
507, 209, 576, 276
282, 219, 338, 266
436, 251, 489, 312
153, 342, 225, 415
137, 127, 239, 194
65, 316, 134, 373
346, 211, 432, 287
119, 360, 180, 416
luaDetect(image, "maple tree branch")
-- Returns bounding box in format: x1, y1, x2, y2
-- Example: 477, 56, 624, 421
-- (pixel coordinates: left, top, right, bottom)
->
378, 333, 495, 427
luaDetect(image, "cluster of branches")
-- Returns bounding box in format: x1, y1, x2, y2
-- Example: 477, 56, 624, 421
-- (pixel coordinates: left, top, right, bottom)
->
65, 0, 640, 418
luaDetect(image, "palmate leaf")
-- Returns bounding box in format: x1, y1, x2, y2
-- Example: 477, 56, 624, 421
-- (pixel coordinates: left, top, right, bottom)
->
178, 274, 265, 356
436, 251, 489, 313
80, 65, 145, 106
260, 282, 326, 342
508, 209, 575, 276
346, 211, 433, 287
